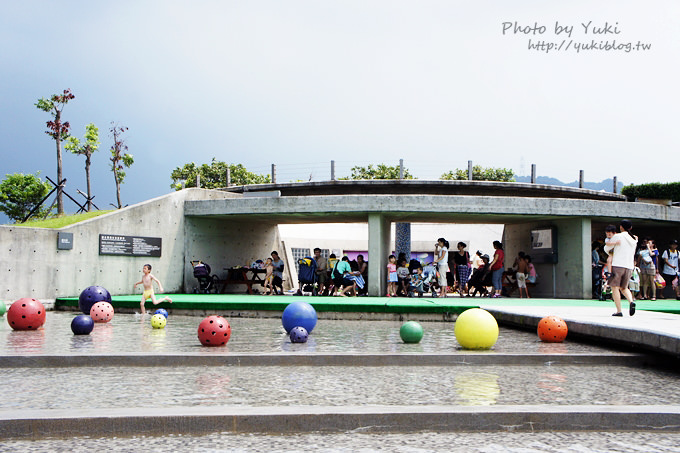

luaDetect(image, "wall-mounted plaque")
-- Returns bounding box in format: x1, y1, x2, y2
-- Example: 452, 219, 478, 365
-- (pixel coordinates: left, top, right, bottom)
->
99, 234, 162, 257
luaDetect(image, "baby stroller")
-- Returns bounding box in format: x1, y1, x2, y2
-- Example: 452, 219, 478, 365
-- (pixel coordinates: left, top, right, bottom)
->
409, 264, 438, 297
296, 257, 318, 296
190, 260, 220, 294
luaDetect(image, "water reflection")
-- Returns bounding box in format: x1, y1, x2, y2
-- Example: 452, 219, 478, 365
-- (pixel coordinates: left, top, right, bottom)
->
280, 335, 318, 352
91, 323, 114, 351
70, 335, 94, 350
454, 372, 500, 405
195, 372, 231, 396
6, 329, 46, 353
141, 329, 167, 352
537, 373, 567, 394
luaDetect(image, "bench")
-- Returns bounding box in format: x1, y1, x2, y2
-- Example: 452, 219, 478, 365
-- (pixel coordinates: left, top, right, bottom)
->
222, 268, 266, 294
502, 271, 536, 296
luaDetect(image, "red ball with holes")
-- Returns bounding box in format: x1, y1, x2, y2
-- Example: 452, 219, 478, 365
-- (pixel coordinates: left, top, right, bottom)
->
197, 315, 231, 347
6, 298, 46, 331
537, 315, 568, 343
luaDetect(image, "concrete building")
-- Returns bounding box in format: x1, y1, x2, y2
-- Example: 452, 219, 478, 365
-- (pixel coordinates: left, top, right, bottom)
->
2, 180, 679, 305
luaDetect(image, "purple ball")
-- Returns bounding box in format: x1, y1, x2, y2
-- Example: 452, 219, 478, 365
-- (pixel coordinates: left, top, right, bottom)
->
78, 286, 112, 315
289, 326, 309, 343
71, 314, 94, 335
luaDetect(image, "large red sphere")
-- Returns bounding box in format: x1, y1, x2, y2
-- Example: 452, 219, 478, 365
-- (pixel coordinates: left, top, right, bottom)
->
6, 298, 46, 331
197, 315, 231, 347
90, 301, 114, 323
537, 315, 568, 343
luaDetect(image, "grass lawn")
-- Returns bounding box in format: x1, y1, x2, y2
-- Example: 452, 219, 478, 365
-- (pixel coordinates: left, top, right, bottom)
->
7, 210, 114, 229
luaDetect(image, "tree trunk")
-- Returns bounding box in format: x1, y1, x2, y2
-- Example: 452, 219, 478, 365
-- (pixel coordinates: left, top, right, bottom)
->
85, 153, 92, 211
114, 169, 122, 209
55, 111, 64, 215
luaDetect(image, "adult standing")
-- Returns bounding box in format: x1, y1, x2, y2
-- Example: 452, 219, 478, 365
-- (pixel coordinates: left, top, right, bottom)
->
604, 219, 638, 316
487, 241, 505, 298
434, 238, 449, 298
356, 254, 368, 295
660, 240, 680, 299
270, 251, 285, 295
453, 242, 471, 298
313, 248, 328, 296
637, 238, 656, 300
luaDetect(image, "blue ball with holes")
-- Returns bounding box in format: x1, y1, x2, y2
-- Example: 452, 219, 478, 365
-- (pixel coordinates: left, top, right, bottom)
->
154, 308, 169, 318
289, 326, 309, 343
282, 301, 317, 334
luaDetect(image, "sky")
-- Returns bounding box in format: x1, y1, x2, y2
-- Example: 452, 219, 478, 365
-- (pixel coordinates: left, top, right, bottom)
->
1, 1, 678, 221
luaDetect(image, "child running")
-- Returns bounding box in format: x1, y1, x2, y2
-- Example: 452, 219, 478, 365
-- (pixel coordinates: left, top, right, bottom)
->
134, 264, 172, 314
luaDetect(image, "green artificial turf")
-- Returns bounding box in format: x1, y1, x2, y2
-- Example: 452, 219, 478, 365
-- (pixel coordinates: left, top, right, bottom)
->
55, 294, 680, 315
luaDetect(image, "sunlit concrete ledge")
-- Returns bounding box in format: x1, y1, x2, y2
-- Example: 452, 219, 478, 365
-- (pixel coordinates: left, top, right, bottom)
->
0, 352, 664, 369
485, 305, 680, 358
1, 405, 680, 439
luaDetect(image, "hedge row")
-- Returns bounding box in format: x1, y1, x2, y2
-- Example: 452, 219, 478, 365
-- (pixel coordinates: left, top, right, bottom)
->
621, 182, 680, 201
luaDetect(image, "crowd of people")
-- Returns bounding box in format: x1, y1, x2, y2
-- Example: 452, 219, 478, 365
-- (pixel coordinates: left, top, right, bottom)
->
593, 220, 680, 315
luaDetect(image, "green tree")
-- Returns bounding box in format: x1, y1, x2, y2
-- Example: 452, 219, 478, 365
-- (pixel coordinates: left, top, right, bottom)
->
440, 165, 515, 182
170, 158, 271, 190
0, 173, 52, 222
109, 123, 134, 209
341, 164, 415, 180
35, 89, 75, 215
65, 123, 100, 211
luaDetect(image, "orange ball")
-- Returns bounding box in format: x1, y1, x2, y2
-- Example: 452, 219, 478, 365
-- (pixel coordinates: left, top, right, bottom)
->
537, 316, 568, 343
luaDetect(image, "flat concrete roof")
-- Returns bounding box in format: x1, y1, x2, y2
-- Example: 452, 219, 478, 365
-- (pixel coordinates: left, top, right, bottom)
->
222, 180, 626, 201
185, 193, 680, 225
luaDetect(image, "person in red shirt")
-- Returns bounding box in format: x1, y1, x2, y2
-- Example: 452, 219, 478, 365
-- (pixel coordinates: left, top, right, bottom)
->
488, 241, 505, 298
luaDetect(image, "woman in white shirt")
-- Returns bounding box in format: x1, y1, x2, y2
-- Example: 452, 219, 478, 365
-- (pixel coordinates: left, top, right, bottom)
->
434, 238, 449, 298
603, 219, 638, 317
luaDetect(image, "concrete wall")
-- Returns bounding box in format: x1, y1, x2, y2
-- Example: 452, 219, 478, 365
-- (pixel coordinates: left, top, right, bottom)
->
183, 217, 291, 293
504, 218, 592, 299
0, 189, 241, 305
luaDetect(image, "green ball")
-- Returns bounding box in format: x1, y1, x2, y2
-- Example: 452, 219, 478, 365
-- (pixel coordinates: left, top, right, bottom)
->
150, 314, 167, 329
400, 321, 424, 343
0, 300, 5, 317
454, 308, 498, 350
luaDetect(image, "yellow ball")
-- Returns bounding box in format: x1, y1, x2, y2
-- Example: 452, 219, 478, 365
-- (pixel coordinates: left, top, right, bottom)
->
454, 308, 499, 349
151, 314, 167, 329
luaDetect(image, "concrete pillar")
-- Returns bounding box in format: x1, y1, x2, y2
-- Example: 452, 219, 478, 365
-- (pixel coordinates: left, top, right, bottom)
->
468, 160, 473, 180
531, 164, 536, 184
331, 160, 336, 181
368, 213, 391, 297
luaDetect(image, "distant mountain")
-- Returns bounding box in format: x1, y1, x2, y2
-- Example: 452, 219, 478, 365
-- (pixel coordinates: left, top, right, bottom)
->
514, 176, 623, 193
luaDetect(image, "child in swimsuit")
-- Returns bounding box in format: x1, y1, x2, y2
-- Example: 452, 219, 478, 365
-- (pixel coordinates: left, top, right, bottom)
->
134, 264, 172, 314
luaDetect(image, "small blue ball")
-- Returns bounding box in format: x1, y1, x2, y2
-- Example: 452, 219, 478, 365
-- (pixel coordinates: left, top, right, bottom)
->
282, 301, 317, 334
154, 308, 169, 318
290, 326, 309, 343
71, 314, 94, 335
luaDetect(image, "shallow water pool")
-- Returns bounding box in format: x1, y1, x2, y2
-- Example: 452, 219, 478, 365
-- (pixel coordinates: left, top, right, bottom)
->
0, 312, 617, 355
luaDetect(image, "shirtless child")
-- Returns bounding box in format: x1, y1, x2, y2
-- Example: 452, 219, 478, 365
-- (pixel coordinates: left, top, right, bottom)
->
134, 264, 172, 314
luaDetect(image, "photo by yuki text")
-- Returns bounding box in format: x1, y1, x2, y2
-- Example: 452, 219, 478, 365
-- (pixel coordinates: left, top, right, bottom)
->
501, 21, 652, 54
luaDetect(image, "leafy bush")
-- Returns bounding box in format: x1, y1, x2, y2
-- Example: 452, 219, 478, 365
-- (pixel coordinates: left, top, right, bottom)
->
0, 173, 52, 222
171, 159, 270, 190
621, 183, 680, 201
440, 165, 515, 182
340, 164, 415, 180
